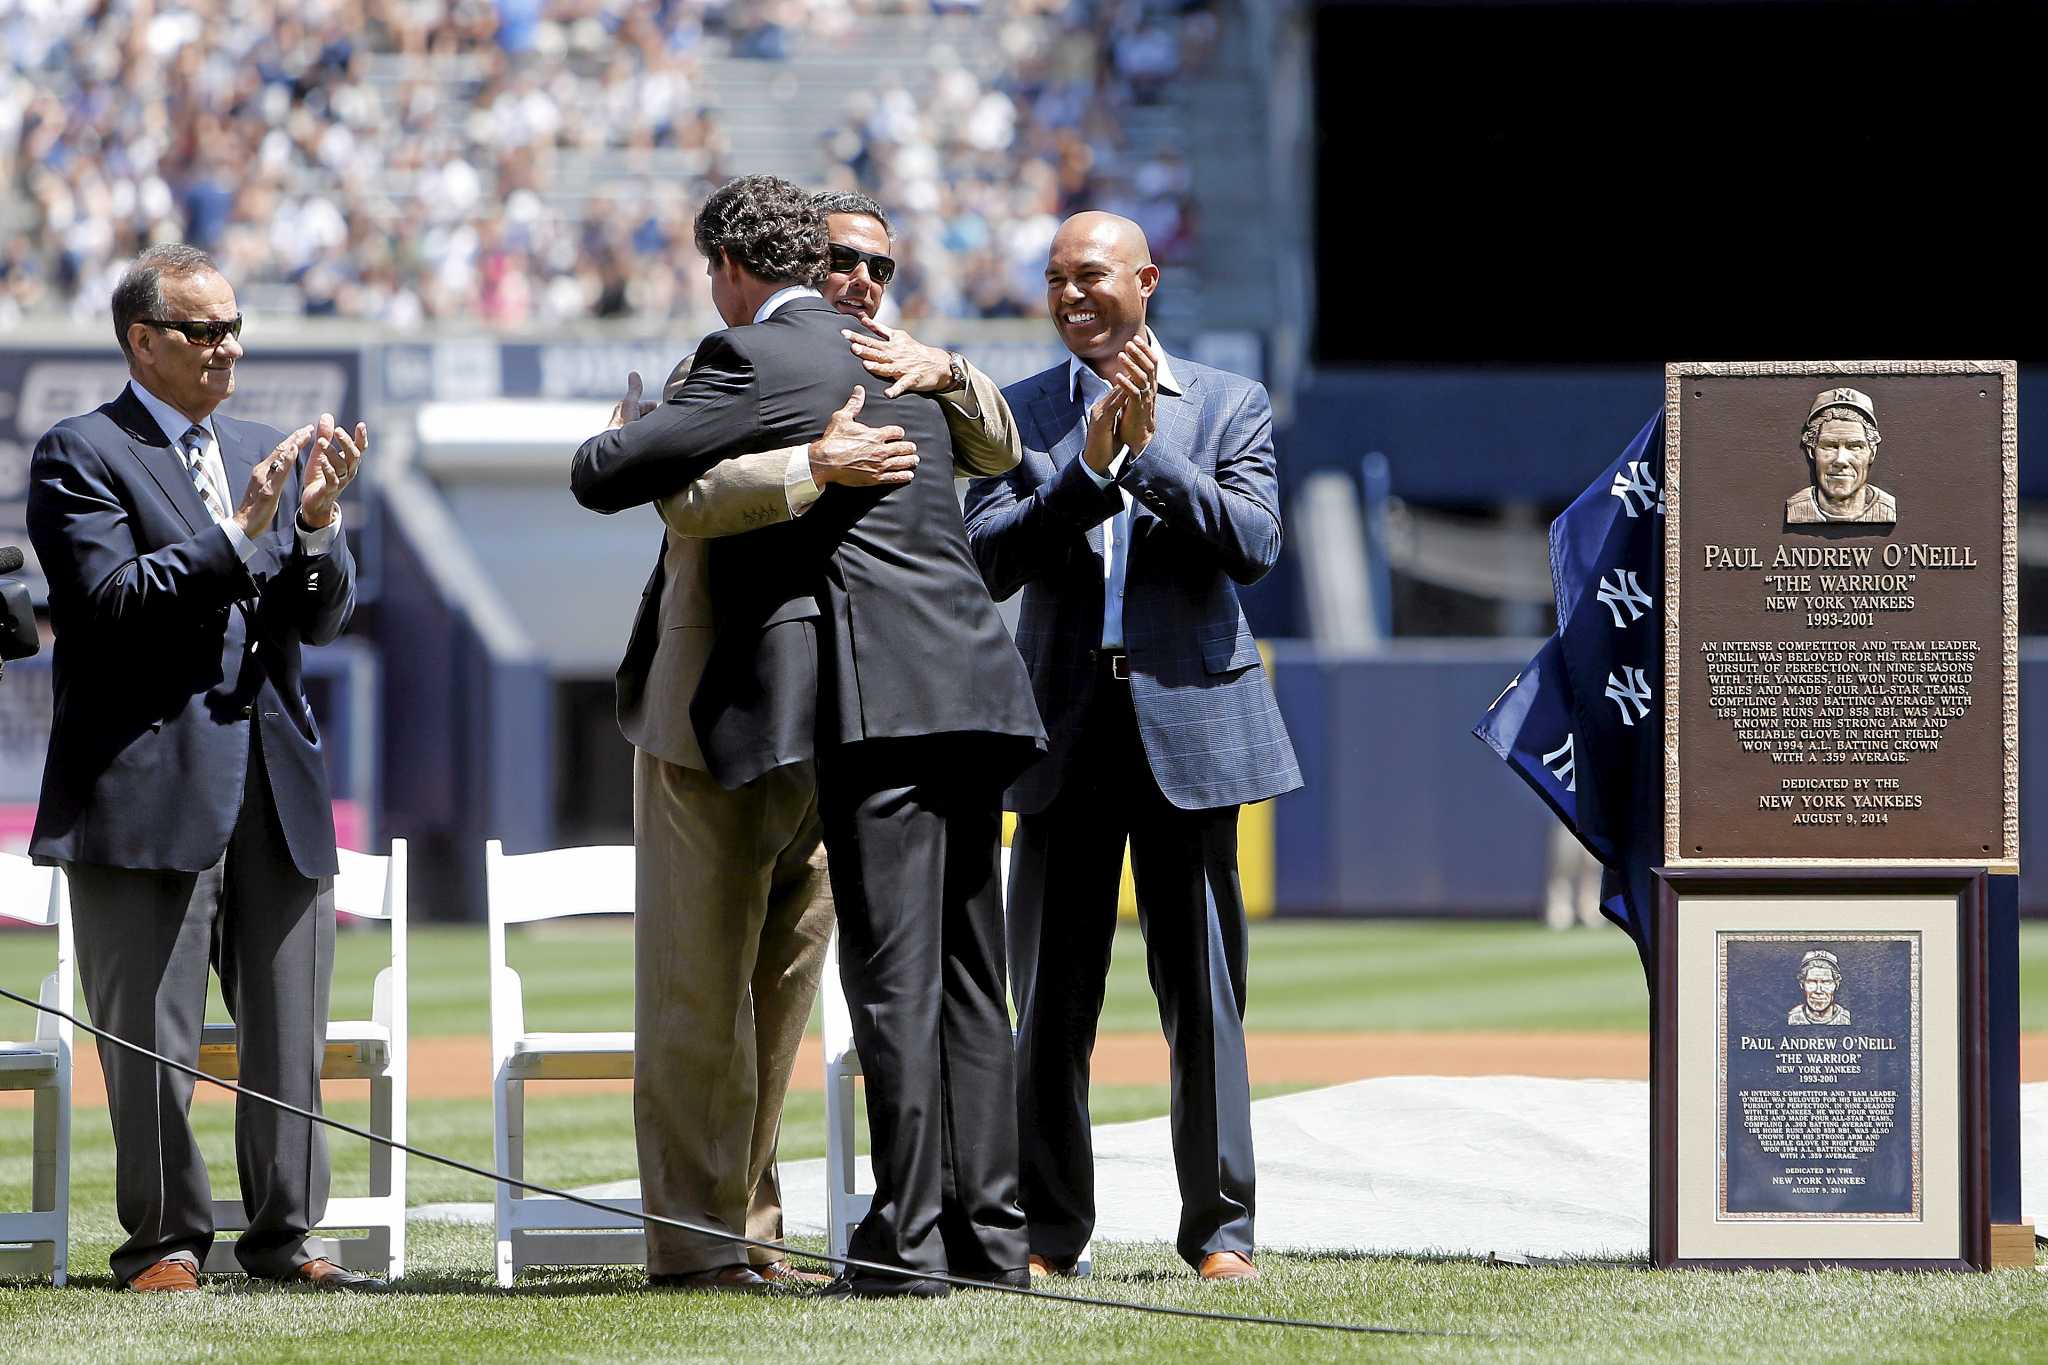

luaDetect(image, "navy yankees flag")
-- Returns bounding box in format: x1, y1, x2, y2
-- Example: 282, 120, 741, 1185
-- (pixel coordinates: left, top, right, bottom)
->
1474, 410, 1665, 971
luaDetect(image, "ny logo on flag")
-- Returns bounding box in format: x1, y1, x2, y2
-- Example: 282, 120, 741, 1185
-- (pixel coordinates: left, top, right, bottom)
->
1596, 569, 1652, 628
1605, 666, 1653, 726
1542, 734, 1577, 792
1609, 460, 1664, 518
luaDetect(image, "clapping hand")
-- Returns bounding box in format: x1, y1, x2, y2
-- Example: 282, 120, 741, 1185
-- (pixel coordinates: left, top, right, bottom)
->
1081, 383, 1128, 475
1110, 338, 1157, 458
235, 424, 315, 538
299, 413, 365, 529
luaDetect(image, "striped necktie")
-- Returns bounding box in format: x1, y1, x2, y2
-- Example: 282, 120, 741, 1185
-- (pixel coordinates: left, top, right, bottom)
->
180, 424, 224, 517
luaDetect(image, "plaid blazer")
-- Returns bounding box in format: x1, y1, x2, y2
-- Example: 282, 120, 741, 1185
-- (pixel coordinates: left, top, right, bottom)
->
965, 353, 1302, 814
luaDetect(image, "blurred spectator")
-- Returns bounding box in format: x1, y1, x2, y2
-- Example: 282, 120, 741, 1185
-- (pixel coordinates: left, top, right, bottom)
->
4, 0, 1212, 325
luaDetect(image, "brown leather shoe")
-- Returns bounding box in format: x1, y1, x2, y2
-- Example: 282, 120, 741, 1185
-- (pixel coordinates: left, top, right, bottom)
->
647, 1264, 771, 1293
1198, 1250, 1259, 1282
292, 1258, 388, 1291
127, 1258, 201, 1293
757, 1259, 834, 1286
1027, 1253, 1081, 1278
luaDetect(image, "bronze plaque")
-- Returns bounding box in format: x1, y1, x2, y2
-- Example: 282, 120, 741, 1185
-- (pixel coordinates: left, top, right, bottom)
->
1664, 362, 2016, 868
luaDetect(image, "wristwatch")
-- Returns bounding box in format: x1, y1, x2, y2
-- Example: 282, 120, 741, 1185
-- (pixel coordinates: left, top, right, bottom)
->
945, 351, 970, 395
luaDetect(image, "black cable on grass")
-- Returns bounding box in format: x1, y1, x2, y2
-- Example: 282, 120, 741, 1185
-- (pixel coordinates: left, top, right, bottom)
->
2, 984, 1470, 1338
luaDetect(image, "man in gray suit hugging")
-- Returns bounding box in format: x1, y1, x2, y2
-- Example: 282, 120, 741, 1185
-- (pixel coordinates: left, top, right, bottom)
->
964, 211, 1302, 1284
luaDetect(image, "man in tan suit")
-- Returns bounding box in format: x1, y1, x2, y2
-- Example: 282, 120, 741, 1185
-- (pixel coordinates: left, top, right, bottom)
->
608, 186, 1025, 1292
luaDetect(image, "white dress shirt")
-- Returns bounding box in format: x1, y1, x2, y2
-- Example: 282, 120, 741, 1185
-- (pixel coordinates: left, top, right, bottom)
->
127, 379, 340, 560
746, 286, 831, 518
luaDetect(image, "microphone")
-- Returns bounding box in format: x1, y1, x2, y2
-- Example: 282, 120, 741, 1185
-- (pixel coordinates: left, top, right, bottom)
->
0, 545, 36, 666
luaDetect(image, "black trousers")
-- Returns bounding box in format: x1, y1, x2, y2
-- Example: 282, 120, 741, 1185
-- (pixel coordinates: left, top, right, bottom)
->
818, 737, 1028, 1278
67, 739, 334, 1285
1007, 672, 1255, 1268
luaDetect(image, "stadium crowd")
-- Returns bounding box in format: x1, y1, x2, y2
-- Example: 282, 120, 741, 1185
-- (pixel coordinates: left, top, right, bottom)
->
1, 0, 1217, 329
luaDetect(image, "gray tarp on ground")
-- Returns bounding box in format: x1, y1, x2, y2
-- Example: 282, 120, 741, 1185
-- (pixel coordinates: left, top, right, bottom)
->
415, 1078, 2048, 1259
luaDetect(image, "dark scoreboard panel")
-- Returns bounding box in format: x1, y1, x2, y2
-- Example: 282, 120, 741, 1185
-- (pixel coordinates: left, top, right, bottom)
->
1311, 0, 2040, 365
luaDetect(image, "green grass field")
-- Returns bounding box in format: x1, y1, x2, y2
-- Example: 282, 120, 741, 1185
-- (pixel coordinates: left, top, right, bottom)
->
4, 919, 2046, 1361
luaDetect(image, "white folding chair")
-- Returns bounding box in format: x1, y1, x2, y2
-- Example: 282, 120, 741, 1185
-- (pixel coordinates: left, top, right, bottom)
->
198, 840, 409, 1279
0, 854, 72, 1285
485, 840, 639, 1286
819, 929, 869, 1262
822, 845, 1090, 1273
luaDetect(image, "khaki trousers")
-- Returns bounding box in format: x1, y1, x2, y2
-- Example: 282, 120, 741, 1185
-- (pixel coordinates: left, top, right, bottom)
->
632, 748, 834, 1273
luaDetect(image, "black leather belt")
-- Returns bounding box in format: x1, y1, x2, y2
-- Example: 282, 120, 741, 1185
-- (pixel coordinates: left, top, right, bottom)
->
1097, 649, 1131, 681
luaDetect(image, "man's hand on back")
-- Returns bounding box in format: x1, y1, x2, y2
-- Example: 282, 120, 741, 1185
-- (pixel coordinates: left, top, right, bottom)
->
842, 317, 955, 399
608, 370, 659, 430
809, 386, 920, 488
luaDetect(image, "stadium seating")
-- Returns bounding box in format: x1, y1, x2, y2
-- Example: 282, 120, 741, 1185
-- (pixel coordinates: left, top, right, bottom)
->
1, 2, 1218, 328
484, 840, 640, 1286
0, 853, 73, 1285
198, 840, 411, 1280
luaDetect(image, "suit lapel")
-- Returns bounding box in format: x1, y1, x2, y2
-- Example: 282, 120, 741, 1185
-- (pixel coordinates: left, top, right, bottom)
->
108, 390, 211, 536
214, 418, 262, 516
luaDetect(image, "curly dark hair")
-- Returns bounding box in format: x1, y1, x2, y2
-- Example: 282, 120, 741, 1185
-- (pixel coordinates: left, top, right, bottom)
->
693, 174, 829, 287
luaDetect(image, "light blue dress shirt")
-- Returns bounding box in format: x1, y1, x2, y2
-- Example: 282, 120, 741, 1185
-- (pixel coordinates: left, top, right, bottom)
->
1070, 360, 1132, 649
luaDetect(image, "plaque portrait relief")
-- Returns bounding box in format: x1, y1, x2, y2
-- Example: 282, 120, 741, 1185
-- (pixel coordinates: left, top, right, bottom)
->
1788, 950, 1852, 1025
1786, 387, 1898, 525
1661, 879, 1987, 1270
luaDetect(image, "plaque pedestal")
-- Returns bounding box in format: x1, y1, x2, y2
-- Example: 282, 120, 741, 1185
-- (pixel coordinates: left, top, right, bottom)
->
1989, 1220, 2036, 1269
1654, 363, 2016, 1272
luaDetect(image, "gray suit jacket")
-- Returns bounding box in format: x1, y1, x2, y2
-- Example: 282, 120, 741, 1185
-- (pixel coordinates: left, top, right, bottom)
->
965, 350, 1302, 813
622, 350, 1024, 772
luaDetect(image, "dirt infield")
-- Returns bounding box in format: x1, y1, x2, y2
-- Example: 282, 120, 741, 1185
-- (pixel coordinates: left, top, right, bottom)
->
20, 1032, 2048, 1109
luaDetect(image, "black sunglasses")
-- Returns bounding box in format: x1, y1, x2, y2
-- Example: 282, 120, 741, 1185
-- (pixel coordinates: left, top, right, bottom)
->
827, 243, 895, 287
142, 314, 244, 346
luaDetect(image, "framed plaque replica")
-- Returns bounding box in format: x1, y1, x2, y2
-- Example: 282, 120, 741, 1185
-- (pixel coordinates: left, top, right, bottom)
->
1653, 870, 1988, 1270
1653, 362, 2013, 1271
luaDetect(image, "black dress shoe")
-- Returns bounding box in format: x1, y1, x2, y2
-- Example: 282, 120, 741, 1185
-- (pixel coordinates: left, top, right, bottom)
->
817, 1271, 952, 1299
962, 1267, 1032, 1290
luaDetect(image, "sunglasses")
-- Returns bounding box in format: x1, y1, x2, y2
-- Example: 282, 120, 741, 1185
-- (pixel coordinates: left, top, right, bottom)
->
142, 314, 244, 346
827, 243, 895, 287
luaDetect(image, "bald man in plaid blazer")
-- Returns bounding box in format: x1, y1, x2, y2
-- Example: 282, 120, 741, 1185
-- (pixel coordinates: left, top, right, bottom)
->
963, 213, 1301, 1283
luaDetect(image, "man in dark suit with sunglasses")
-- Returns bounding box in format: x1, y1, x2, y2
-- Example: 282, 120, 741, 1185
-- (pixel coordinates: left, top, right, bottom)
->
25, 244, 371, 1293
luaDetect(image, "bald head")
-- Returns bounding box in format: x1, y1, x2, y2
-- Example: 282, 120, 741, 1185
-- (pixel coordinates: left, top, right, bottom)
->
1045, 211, 1159, 371
1052, 212, 1153, 266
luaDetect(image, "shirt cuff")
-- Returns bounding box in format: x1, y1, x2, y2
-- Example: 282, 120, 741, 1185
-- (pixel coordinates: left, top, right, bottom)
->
295, 508, 342, 557
222, 518, 258, 564
785, 446, 822, 517
1080, 449, 1130, 490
